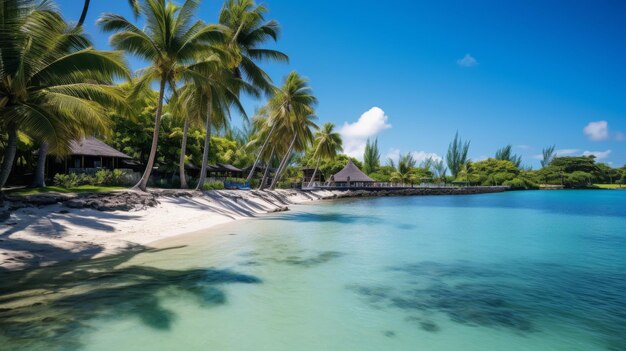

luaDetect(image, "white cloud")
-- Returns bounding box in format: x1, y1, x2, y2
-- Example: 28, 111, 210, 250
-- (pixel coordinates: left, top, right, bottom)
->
386, 148, 400, 163
555, 149, 579, 156
583, 121, 609, 141
457, 54, 478, 67
532, 148, 578, 160
411, 151, 443, 164
340, 107, 391, 159
386, 149, 442, 165
583, 149, 611, 160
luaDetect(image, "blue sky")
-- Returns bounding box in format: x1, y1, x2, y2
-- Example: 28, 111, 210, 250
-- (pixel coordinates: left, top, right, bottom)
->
56, 0, 626, 167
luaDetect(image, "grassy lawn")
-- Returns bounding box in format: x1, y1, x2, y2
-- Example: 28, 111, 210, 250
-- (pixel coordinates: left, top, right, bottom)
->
5, 185, 127, 195
593, 184, 625, 189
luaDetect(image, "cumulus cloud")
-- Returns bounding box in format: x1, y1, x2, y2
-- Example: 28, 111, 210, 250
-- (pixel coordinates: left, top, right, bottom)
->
533, 148, 578, 160
583, 149, 611, 160
457, 54, 478, 67
386, 148, 400, 163
386, 149, 442, 165
411, 151, 443, 163
583, 121, 609, 141
340, 107, 391, 159
555, 149, 579, 156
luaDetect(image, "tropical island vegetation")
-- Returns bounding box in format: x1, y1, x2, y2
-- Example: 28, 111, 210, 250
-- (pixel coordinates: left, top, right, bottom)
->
0, 0, 624, 194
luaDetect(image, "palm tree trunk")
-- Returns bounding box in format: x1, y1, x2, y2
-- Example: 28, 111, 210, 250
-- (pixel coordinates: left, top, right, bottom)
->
258, 147, 274, 190
307, 156, 321, 188
30, 142, 49, 188
0, 123, 18, 189
76, 0, 90, 28
179, 118, 189, 189
245, 122, 276, 182
270, 131, 298, 190
134, 79, 166, 191
196, 97, 212, 190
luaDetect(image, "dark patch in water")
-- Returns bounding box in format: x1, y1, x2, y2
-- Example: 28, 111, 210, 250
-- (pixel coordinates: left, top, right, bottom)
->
420, 321, 440, 332
239, 260, 261, 266
383, 330, 396, 337
0, 250, 262, 351
274, 251, 344, 268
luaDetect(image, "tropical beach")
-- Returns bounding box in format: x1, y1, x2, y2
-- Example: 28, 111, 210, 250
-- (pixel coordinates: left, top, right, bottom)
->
1, 0, 626, 350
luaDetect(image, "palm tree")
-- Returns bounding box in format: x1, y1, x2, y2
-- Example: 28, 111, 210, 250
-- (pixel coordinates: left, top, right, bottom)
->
29, 0, 142, 188
307, 123, 342, 187
219, 0, 288, 95
389, 153, 417, 185
190, 60, 249, 190
99, 0, 225, 191
245, 72, 316, 183
269, 111, 317, 189
0, 0, 129, 189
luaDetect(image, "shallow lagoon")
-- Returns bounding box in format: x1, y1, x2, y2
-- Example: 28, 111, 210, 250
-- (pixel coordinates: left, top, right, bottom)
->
1, 190, 625, 351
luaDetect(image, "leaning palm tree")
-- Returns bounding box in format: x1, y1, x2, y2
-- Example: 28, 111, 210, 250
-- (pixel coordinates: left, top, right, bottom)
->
190, 60, 250, 190
78, 0, 140, 28
99, 0, 225, 191
269, 111, 318, 190
219, 0, 288, 95
0, 0, 129, 189
307, 122, 342, 187
245, 72, 316, 182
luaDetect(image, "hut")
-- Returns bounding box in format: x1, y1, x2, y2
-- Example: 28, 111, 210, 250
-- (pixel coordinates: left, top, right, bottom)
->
331, 160, 373, 187
206, 163, 244, 179
301, 167, 325, 184
47, 137, 133, 176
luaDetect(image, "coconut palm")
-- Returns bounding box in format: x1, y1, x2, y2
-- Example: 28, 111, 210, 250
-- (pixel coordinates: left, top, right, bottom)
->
446, 132, 470, 178
189, 60, 250, 190
245, 71, 316, 182
99, 0, 225, 191
0, 0, 129, 189
219, 0, 288, 95
307, 123, 342, 187
389, 153, 417, 185
29, 0, 142, 188
269, 111, 317, 190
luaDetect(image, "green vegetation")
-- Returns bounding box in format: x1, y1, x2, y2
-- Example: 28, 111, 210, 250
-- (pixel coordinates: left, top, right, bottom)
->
8, 185, 125, 195
594, 184, 624, 189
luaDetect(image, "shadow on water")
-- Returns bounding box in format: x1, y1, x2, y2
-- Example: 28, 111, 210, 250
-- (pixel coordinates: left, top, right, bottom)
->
349, 260, 626, 349
0, 247, 262, 351
260, 212, 382, 225
272, 251, 344, 268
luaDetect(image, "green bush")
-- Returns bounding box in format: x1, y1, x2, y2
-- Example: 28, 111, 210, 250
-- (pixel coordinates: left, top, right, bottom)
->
53, 169, 135, 188
503, 177, 539, 190
202, 180, 224, 190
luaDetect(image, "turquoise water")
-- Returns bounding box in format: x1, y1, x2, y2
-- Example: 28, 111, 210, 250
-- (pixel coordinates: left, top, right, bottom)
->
1, 190, 625, 351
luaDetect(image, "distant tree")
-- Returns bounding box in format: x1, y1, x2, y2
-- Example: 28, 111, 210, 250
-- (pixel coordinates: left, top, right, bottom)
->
495, 145, 522, 168
307, 123, 342, 187
389, 153, 417, 184
433, 160, 447, 182
363, 138, 380, 175
446, 132, 470, 178
541, 145, 556, 168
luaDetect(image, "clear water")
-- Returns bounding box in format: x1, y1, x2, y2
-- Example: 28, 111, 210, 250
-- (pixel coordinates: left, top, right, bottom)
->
1, 190, 625, 351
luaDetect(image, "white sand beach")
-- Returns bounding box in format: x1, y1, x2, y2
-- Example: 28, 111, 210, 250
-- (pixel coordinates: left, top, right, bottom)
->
0, 189, 338, 271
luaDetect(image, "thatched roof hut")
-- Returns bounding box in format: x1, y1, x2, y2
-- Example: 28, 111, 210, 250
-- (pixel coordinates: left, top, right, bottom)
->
332, 160, 373, 182
68, 137, 131, 159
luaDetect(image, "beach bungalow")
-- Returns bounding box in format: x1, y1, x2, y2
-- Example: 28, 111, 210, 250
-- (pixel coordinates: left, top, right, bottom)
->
46, 137, 133, 176
330, 160, 374, 187
206, 163, 244, 179
302, 167, 325, 184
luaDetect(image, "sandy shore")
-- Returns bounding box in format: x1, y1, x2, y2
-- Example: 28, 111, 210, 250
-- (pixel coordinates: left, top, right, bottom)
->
0, 189, 338, 271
